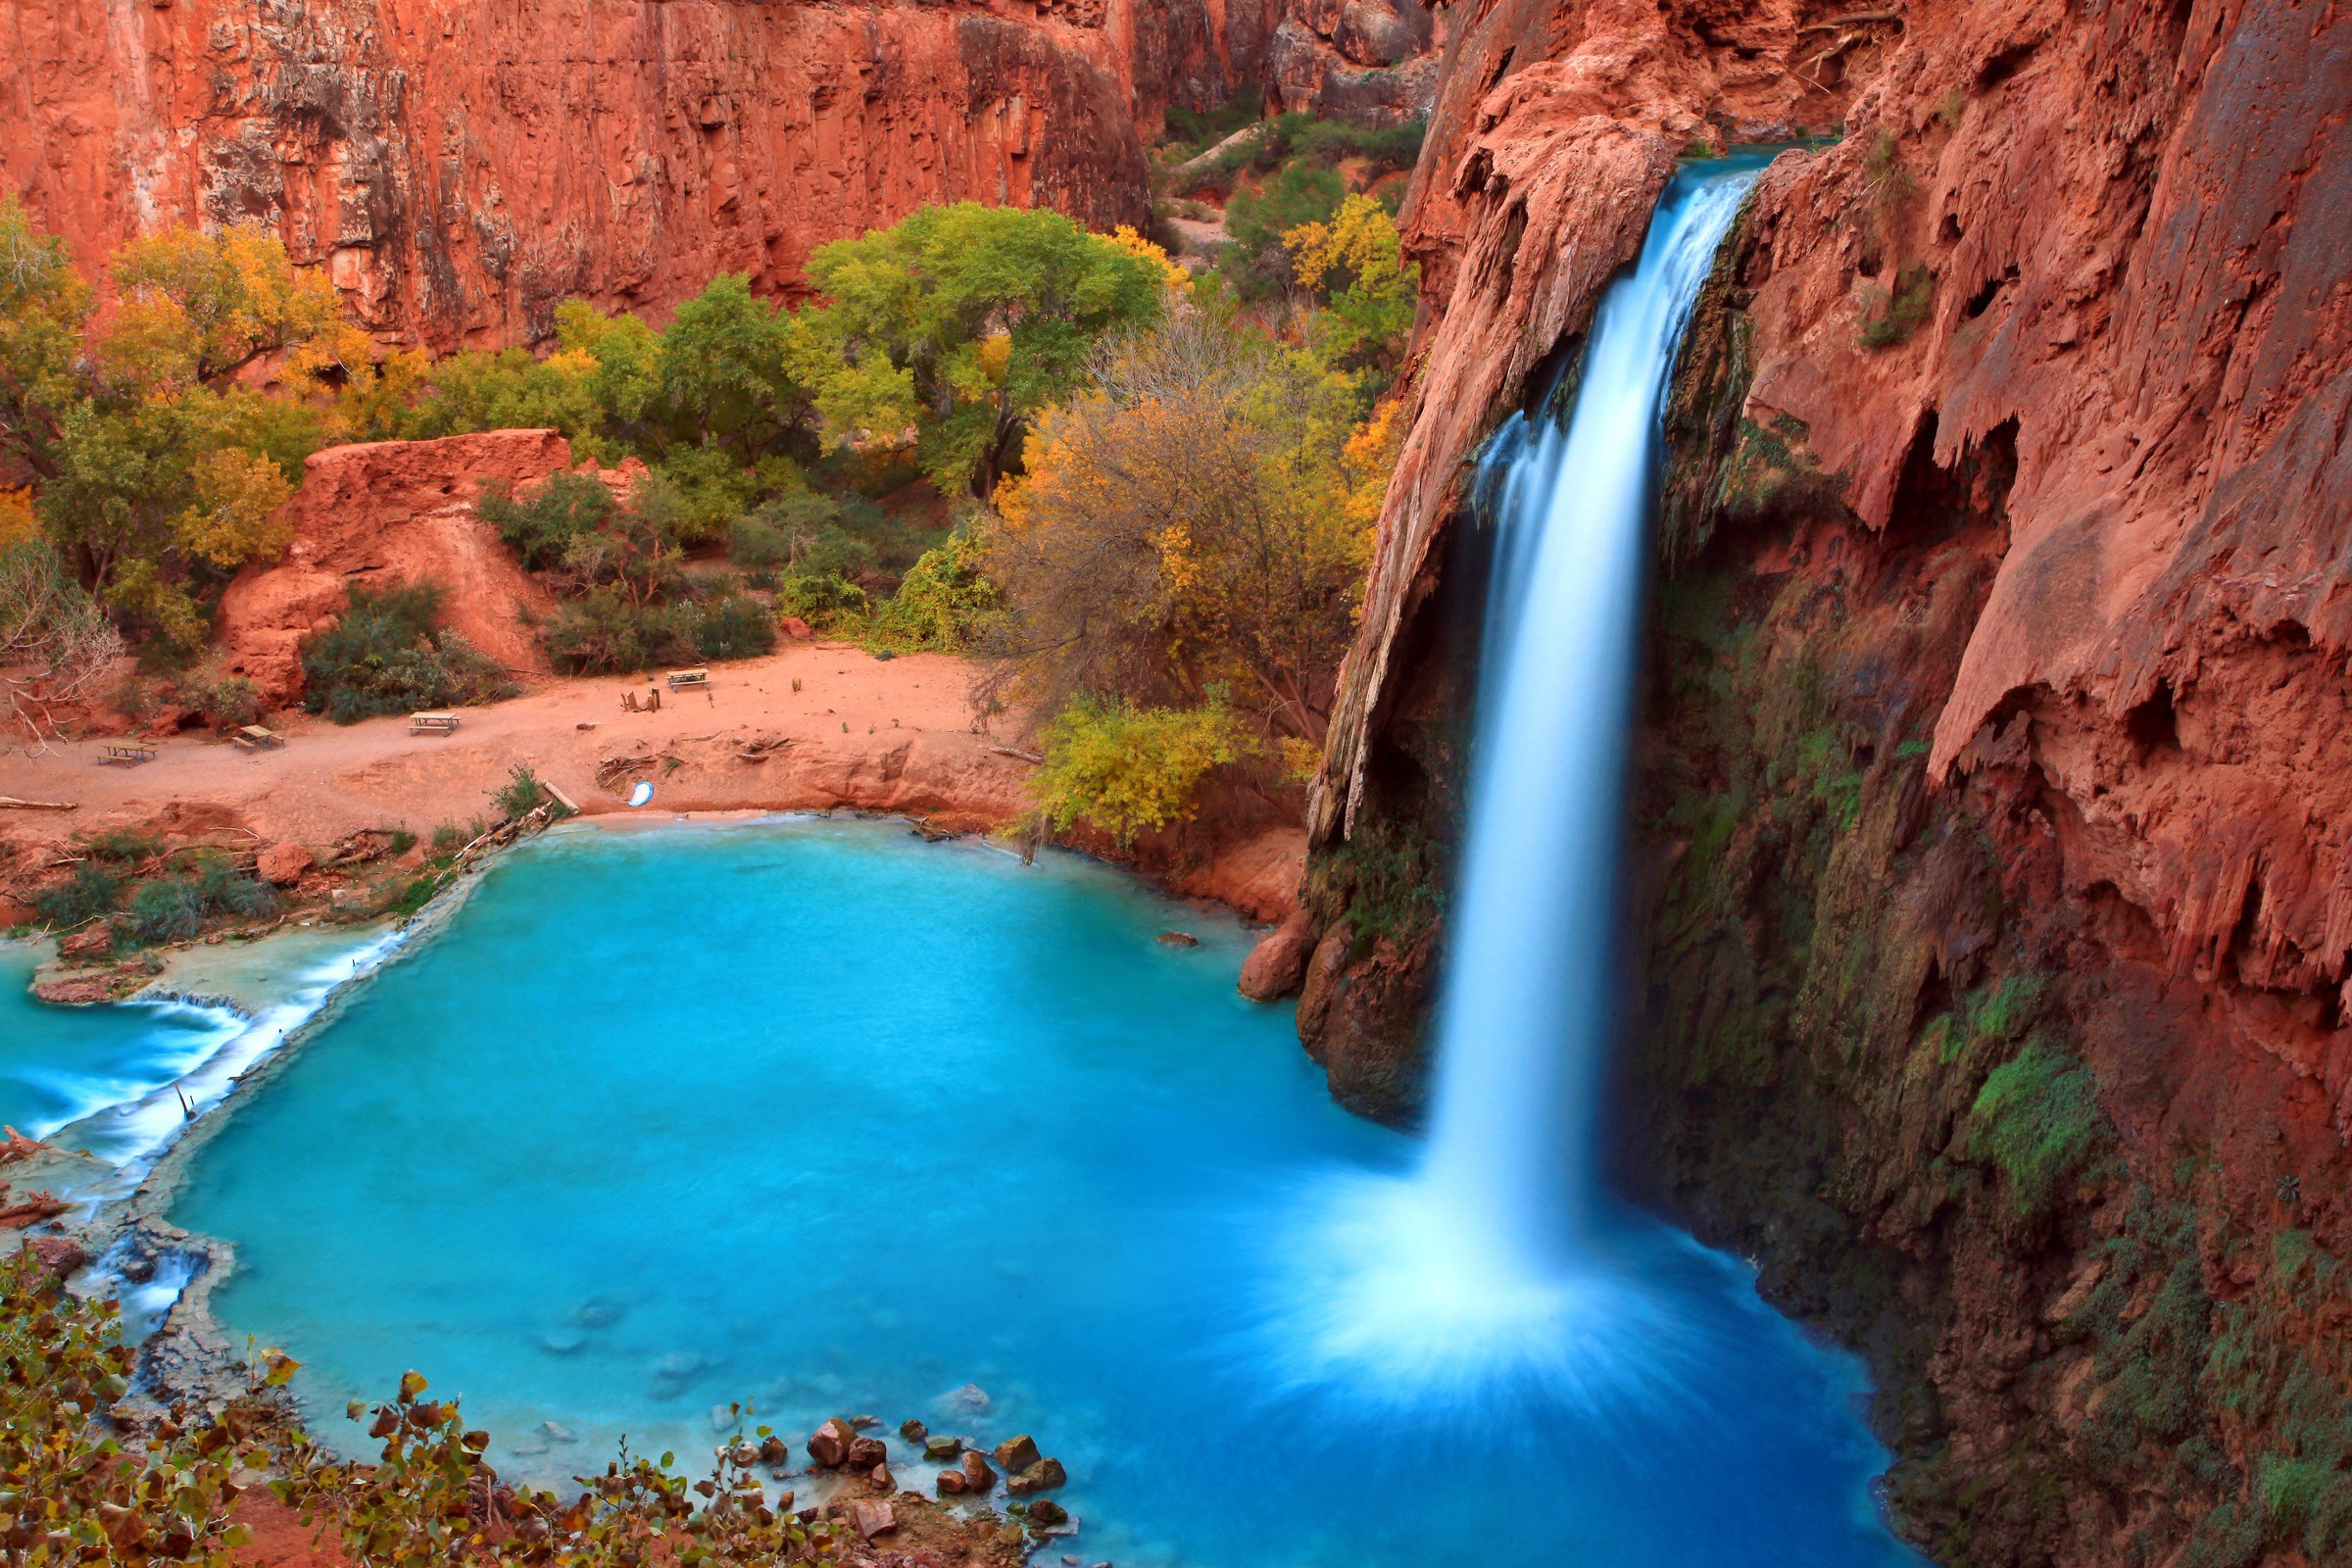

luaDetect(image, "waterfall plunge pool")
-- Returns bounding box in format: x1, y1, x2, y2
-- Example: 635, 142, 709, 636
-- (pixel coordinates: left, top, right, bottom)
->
141, 818, 1922, 1568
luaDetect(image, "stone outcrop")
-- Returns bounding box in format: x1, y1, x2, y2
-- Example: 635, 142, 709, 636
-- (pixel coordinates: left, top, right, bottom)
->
214, 430, 567, 705
1301, 2, 2352, 1563
1267, 1, 1445, 125
2, 0, 1432, 348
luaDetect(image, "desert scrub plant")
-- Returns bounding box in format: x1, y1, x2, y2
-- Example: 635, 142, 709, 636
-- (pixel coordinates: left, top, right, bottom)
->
477, 468, 615, 570
1966, 1037, 2105, 1212
491, 762, 547, 820
1857, 263, 1936, 349
1031, 690, 1251, 847
301, 580, 515, 723
0, 1249, 254, 1566
33, 858, 125, 926
122, 853, 279, 944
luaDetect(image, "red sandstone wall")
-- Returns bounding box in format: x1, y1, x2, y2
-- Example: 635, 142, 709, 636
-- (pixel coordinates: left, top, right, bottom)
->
0, 0, 1275, 349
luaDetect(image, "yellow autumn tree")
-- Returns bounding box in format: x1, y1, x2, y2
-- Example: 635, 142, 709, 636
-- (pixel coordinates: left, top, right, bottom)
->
1284, 194, 1418, 372
987, 314, 1395, 745
105, 223, 361, 392
171, 447, 296, 567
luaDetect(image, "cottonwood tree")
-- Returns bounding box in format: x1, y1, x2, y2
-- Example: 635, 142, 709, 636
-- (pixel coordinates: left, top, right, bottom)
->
787, 203, 1170, 498
985, 313, 1396, 748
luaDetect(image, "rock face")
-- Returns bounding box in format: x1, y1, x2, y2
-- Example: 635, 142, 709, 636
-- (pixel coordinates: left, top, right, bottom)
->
1303, 2, 2352, 1564
2, 0, 1429, 348
214, 430, 567, 706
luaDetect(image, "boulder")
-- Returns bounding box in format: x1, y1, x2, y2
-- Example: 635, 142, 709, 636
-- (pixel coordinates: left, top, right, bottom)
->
1154, 931, 1200, 949
923, 1434, 962, 1461
992, 1435, 1041, 1473
257, 842, 315, 887
807, 1416, 857, 1469
60, 927, 112, 958
1238, 909, 1317, 1001
899, 1419, 928, 1442
1007, 1457, 1067, 1496
935, 1468, 968, 1497
758, 1435, 788, 1464
957, 1450, 997, 1494
850, 1500, 896, 1542
1026, 1497, 1070, 1529
845, 1435, 888, 1469
22, 1235, 85, 1279
868, 1463, 894, 1492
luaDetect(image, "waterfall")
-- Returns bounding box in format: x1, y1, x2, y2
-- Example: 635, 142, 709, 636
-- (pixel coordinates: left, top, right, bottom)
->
1418, 162, 1761, 1276
1263, 161, 1762, 1404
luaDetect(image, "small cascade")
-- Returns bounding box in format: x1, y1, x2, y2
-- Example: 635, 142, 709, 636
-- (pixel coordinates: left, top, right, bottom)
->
1419, 162, 1761, 1275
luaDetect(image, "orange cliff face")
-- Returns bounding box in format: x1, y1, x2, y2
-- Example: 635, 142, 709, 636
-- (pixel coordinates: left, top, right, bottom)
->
1299, 3, 2352, 1559
0, 0, 1277, 346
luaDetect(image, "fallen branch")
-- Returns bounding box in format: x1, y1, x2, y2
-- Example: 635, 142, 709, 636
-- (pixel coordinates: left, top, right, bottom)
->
988, 746, 1044, 764
0, 795, 76, 811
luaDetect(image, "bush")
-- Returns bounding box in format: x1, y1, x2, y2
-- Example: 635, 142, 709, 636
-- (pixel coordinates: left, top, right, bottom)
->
301, 580, 516, 723
690, 594, 777, 662
127, 878, 205, 944
865, 526, 999, 653
182, 674, 262, 731
1225, 163, 1347, 291
122, 854, 279, 944
492, 762, 545, 819
1968, 1037, 2105, 1213
477, 470, 614, 570
34, 860, 124, 926
1032, 691, 1252, 846
541, 587, 689, 674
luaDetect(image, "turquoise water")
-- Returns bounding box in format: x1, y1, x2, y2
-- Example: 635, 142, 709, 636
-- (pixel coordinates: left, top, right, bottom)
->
0, 945, 242, 1152
161, 820, 1917, 1567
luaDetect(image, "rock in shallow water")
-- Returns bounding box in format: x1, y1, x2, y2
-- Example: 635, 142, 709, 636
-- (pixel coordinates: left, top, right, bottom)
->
808, 1416, 856, 1469
923, 1434, 961, 1460
1238, 909, 1316, 1001
957, 1449, 997, 1494
991, 1435, 1041, 1472
1008, 1457, 1067, 1495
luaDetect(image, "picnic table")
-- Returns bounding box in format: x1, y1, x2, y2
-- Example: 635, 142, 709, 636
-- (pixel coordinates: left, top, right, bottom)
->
665, 668, 710, 692
99, 743, 156, 765
230, 725, 283, 752
410, 711, 461, 736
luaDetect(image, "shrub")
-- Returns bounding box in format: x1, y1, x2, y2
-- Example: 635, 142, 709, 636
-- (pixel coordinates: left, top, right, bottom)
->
182, 673, 261, 731
301, 580, 515, 723
492, 762, 546, 820
83, 829, 163, 864
1225, 163, 1347, 290
690, 594, 778, 662
541, 587, 689, 674
1857, 263, 1936, 349
477, 469, 613, 570
34, 860, 124, 926
0, 1250, 253, 1568
865, 526, 999, 653
1968, 1037, 2105, 1213
126, 878, 205, 944
1032, 690, 1252, 846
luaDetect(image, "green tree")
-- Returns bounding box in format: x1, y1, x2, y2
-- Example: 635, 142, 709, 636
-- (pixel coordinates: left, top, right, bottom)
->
787, 203, 1167, 498
1031, 690, 1252, 846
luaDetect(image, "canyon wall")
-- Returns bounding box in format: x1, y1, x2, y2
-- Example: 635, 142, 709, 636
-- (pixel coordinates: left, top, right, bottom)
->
1, 0, 1440, 350
1302, 1, 2352, 1563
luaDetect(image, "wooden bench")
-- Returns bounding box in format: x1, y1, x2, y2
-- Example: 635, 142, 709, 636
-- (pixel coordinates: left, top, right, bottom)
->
665, 667, 710, 693
99, 743, 156, 765
230, 724, 284, 752
410, 711, 461, 737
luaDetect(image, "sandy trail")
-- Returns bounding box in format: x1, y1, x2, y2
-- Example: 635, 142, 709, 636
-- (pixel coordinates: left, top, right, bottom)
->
1, 644, 1304, 919
0, 644, 1032, 847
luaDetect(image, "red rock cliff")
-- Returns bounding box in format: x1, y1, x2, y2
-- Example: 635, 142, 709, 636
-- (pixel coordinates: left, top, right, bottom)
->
2, 0, 1295, 347
1304, 3, 2352, 1562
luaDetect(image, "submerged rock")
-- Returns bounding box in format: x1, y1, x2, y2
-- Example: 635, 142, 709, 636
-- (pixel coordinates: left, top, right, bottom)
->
992, 1435, 1041, 1473
1155, 931, 1200, 948
1008, 1457, 1067, 1496
941, 1383, 990, 1414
